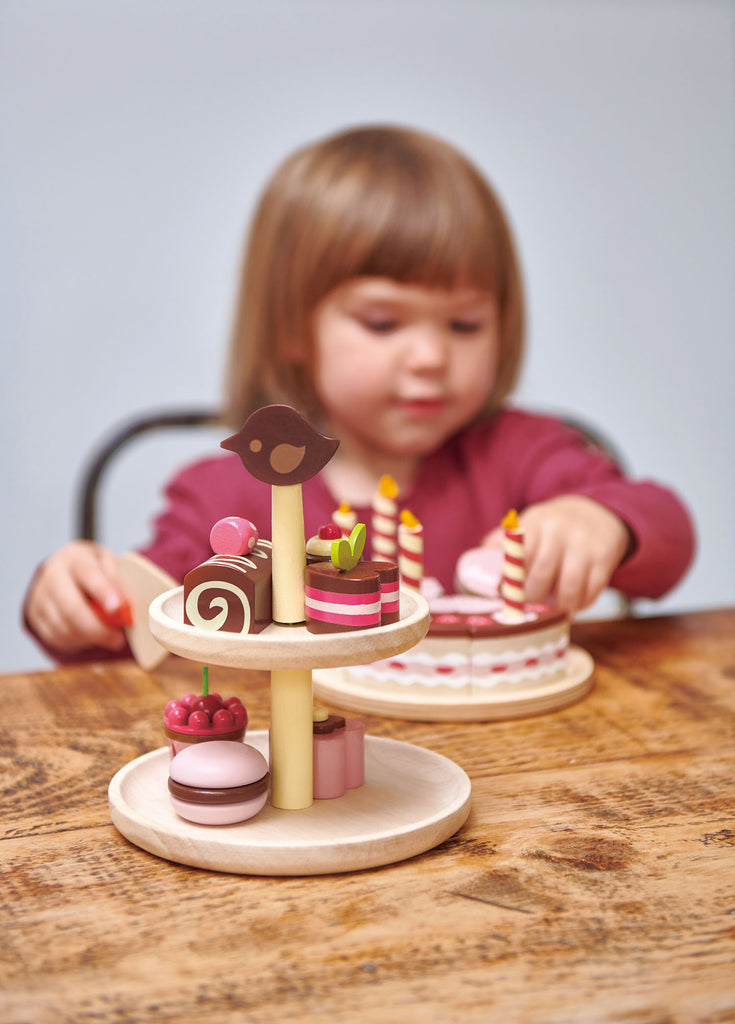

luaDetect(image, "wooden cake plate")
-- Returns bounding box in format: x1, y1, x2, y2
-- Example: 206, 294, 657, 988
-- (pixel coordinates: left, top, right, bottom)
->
313, 646, 595, 722
148, 586, 430, 671
109, 585, 471, 875
108, 731, 471, 876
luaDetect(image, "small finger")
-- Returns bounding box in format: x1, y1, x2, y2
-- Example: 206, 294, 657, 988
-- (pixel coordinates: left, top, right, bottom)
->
555, 556, 590, 615
72, 549, 127, 616
580, 561, 610, 611
524, 538, 560, 605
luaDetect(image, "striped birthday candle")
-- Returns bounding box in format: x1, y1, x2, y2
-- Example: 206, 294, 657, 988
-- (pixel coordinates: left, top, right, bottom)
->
371, 475, 399, 559
332, 501, 357, 536
500, 509, 526, 620
398, 509, 424, 591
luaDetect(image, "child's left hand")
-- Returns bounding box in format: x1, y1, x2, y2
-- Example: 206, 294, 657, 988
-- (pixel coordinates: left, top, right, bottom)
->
483, 496, 632, 614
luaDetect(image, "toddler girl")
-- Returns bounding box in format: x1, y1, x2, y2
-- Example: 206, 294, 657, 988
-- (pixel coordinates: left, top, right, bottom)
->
25, 124, 695, 659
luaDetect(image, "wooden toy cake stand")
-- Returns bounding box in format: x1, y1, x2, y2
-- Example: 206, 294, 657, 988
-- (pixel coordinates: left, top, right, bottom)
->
108, 586, 472, 876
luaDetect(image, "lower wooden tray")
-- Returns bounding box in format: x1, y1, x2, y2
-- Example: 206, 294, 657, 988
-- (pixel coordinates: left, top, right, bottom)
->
108, 731, 471, 875
313, 645, 594, 722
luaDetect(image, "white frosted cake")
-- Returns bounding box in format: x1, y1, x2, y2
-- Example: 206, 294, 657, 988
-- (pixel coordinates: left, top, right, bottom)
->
333, 593, 569, 698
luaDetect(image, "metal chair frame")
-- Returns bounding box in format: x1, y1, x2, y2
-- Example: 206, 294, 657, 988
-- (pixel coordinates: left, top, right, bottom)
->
77, 408, 220, 542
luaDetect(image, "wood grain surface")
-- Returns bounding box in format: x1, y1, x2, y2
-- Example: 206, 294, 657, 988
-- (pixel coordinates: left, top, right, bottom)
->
2, 608, 735, 1023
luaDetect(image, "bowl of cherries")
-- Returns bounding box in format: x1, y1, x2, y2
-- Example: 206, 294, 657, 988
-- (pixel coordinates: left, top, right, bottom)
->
163, 666, 247, 758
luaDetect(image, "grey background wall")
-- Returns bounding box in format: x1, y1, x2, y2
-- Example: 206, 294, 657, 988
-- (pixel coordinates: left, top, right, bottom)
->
3, 0, 733, 671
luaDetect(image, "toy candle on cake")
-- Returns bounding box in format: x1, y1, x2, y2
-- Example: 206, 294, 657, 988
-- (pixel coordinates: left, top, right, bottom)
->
500, 509, 526, 621
398, 509, 424, 592
371, 475, 399, 560
333, 502, 358, 536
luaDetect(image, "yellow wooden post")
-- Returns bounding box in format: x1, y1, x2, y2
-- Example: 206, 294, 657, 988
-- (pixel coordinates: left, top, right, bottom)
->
270, 667, 313, 809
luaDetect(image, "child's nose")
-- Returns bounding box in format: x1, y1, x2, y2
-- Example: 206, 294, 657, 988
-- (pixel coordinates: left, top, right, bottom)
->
404, 326, 449, 371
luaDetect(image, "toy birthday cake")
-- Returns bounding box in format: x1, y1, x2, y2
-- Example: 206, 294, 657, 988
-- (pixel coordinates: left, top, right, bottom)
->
322, 502, 570, 700
338, 593, 569, 697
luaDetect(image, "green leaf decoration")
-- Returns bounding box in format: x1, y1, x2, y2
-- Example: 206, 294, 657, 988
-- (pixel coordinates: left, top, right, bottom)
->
330, 523, 366, 571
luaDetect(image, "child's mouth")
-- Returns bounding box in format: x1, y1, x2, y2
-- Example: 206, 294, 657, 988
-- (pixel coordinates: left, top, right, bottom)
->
394, 397, 447, 418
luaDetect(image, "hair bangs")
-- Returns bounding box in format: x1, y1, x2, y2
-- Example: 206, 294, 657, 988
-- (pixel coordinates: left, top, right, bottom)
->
298, 134, 506, 303
353, 187, 502, 294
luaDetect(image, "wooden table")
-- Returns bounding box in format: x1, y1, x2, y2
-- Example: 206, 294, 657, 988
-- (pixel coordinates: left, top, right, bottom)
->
2, 608, 734, 1023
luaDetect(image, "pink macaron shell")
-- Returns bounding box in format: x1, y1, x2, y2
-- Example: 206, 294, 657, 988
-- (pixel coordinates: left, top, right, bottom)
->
170, 791, 268, 825
170, 740, 268, 788
209, 517, 258, 556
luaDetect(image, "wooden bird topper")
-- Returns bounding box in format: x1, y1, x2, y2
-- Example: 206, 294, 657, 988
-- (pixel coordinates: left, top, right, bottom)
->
222, 405, 339, 625
221, 405, 338, 485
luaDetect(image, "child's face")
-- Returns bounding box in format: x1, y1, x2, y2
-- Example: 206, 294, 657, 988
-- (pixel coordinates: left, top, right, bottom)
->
311, 277, 499, 460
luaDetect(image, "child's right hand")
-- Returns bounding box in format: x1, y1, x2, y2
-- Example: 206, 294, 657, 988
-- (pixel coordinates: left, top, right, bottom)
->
26, 541, 129, 654
481, 496, 631, 615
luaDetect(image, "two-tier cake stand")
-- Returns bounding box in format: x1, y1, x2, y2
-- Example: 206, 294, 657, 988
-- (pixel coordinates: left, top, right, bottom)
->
108, 585, 472, 876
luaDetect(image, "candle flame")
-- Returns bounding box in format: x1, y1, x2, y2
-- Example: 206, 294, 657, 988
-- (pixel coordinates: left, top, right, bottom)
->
502, 509, 519, 530
379, 475, 399, 499
400, 509, 421, 529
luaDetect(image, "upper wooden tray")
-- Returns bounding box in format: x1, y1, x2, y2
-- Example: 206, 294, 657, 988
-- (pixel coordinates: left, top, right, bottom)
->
149, 586, 430, 670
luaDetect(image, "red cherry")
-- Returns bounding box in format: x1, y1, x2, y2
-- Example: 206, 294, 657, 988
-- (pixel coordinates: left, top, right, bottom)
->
229, 704, 247, 730
193, 695, 224, 717
223, 696, 242, 709
181, 693, 198, 707
208, 692, 223, 705
166, 705, 189, 727
165, 699, 185, 716
187, 710, 210, 730
212, 708, 236, 730
318, 523, 342, 540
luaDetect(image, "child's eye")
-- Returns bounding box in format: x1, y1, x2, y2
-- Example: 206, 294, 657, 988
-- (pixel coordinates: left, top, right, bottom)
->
449, 319, 482, 334
361, 317, 399, 334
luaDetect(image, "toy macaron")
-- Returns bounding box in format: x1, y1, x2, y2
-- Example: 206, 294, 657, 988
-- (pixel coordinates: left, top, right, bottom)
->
168, 740, 270, 825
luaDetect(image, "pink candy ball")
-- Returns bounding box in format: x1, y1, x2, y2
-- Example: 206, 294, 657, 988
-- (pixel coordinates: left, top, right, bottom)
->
229, 704, 248, 730
166, 704, 189, 727
212, 707, 235, 729
209, 517, 259, 556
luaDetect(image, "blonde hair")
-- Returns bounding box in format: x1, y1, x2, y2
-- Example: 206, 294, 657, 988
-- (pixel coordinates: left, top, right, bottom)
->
223, 124, 525, 427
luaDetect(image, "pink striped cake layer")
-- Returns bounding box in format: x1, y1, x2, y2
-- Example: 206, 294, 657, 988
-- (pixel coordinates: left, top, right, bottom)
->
304, 559, 400, 633
304, 587, 382, 628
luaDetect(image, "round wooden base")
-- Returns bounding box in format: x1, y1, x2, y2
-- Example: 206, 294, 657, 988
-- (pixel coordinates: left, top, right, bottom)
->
108, 731, 471, 876
313, 645, 595, 722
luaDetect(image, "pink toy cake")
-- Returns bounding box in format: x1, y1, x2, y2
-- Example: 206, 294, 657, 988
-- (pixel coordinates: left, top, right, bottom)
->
163, 690, 248, 758
163, 666, 248, 757
304, 522, 400, 634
